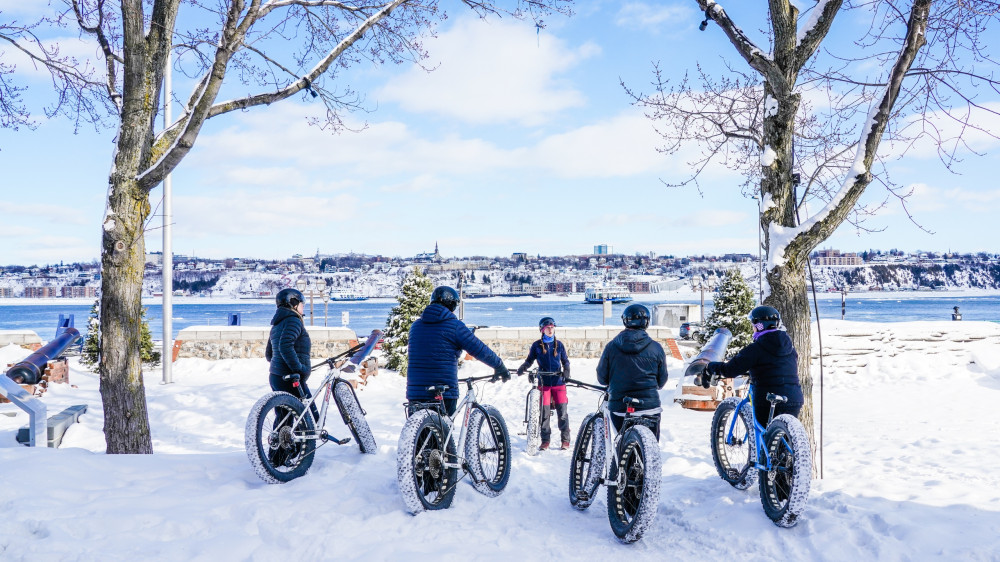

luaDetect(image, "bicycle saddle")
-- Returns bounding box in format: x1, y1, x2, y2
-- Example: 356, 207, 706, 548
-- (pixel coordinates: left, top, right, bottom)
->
766, 393, 788, 404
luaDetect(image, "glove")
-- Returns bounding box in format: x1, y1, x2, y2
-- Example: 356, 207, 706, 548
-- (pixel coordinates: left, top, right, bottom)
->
702, 362, 724, 388
492, 364, 511, 383
517, 366, 526, 376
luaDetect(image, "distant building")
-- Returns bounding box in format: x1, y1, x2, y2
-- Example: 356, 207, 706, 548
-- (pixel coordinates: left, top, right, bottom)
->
61, 286, 97, 298
0, 287, 11, 298
813, 249, 864, 266
594, 244, 609, 255
25, 286, 60, 298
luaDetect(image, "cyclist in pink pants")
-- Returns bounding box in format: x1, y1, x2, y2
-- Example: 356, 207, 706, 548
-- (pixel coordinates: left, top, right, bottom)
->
517, 317, 571, 450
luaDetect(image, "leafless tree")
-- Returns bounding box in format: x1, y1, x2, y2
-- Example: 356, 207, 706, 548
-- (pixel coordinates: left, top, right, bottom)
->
627, 0, 1000, 456
0, 0, 571, 453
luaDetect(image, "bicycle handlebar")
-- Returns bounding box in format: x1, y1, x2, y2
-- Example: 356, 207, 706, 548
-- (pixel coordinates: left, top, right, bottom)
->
564, 377, 607, 393
310, 329, 383, 371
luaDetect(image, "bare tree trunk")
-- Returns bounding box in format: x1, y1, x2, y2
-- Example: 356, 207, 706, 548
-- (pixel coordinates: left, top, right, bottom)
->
98, 2, 157, 453
764, 261, 814, 463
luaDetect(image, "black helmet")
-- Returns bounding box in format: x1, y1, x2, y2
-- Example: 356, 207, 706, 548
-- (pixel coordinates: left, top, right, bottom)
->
749, 305, 780, 331
276, 288, 304, 309
539, 316, 556, 329
622, 304, 650, 329
431, 286, 460, 312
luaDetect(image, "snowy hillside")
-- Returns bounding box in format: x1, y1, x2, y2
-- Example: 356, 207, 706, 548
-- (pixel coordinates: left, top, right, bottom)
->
1, 320, 998, 559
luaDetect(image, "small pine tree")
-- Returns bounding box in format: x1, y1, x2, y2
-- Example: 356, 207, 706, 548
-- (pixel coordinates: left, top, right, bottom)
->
81, 298, 101, 367
696, 268, 756, 358
383, 267, 434, 376
139, 307, 162, 367
81, 299, 162, 369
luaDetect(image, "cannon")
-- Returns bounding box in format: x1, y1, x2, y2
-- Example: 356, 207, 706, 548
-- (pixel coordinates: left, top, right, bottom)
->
6, 328, 82, 385
684, 327, 732, 386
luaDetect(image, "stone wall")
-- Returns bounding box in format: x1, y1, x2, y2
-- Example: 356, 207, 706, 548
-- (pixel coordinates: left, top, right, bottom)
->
174, 326, 358, 361
0, 330, 43, 350
172, 325, 695, 362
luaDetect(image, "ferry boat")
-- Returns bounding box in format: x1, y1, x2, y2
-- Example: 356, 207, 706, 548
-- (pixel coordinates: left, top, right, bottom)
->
328, 290, 368, 302
584, 284, 633, 304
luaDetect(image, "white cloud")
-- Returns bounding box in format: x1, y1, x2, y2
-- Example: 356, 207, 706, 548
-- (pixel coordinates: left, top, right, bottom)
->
375, 16, 598, 126
615, 2, 696, 32
170, 191, 361, 238
0, 201, 89, 225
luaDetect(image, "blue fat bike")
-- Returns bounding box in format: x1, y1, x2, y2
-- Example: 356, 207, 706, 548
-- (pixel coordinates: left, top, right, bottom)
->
705, 375, 811, 527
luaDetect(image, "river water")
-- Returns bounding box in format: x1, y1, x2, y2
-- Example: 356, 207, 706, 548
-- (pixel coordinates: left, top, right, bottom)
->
1, 292, 997, 341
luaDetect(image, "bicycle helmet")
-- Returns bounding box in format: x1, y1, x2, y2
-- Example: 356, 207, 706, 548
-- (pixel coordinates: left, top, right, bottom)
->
430, 286, 460, 312
749, 305, 780, 331
539, 316, 556, 329
621, 304, 650, 329
276, 288, 304, 309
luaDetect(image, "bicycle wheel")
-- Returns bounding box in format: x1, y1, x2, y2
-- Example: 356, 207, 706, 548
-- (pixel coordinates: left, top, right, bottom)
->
710, 396, 758, 490
245, 391, 317, 484
759, 414, 811, 528
607, 425, 661, 544
465, 404, 512, 497
396, 409, 458, 513
333, 379, 377, 454
525, 388, 541, 456
568, 412, 606, 511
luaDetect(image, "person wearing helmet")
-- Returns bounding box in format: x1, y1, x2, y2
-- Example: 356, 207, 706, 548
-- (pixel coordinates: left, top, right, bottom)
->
265, 287, 318, 418
703, 305, 803, 426
516, 316, 572, 450
596, 304, 669, 440
406, 285, 510, 416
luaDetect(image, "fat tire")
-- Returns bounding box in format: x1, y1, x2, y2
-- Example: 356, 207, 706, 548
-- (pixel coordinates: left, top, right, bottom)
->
396, 409, 458, 514
333, 379, 377, 454
568, 412, 606, 511
759, 414, 811, 528
245, 391, 317, 484
465, 405, 512, 497
710, 396, 758, 490
525, 388, 541, 456
607, 425, 661, 544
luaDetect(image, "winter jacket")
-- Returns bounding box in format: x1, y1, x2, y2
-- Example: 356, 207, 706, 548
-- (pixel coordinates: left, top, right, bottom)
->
265, 307, 312, 378
406, 303, 504, 400
710, 329, 802, 404
518, 339, 570, 386
596, 328, 668, 413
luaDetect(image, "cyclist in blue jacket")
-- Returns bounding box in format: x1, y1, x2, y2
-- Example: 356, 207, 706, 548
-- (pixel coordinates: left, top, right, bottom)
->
703, 305, 803, 426
407, 286, 510, 416
517, 316, 572, 450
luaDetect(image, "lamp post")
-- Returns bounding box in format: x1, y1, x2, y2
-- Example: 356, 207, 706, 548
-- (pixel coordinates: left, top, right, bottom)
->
690, 273, 718, 325
317, 278, 328, 326
295, 278, 327, 326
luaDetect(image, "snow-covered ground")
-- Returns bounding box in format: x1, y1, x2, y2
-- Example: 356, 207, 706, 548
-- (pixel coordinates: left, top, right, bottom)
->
1, 320, 999, 560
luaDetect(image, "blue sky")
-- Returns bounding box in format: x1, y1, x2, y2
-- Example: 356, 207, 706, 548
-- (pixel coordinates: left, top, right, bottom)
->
2, 0, 999, 266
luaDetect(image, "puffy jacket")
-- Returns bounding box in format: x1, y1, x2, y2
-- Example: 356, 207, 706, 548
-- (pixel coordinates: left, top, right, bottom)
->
518, 339, 570, 386
596, 328, 668, 413
407, 303, 504, 400
713, 329, 802, 403
265, 307, 311, 378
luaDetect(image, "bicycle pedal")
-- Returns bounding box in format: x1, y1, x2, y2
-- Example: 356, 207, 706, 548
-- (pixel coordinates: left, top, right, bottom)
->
321, 431, 351, 445
574, 490, 590, 501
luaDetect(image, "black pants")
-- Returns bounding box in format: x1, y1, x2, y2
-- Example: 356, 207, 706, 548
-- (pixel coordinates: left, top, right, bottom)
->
541, 402, 571, 444
407, 398, 458, 418
753, 390, 802, 428
270, 373, 320, 421
611, 412, 661, 442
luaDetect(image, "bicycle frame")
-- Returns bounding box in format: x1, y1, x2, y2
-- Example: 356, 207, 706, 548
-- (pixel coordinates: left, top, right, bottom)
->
567, 378, 656, 488
724, 379, 792, 473
283, 329, 381, 445
408, 374, 496, 475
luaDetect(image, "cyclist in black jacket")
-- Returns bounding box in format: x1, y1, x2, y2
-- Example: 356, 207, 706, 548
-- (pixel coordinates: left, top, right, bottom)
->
703, 305, 803, 426
597, 304, 668, 440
